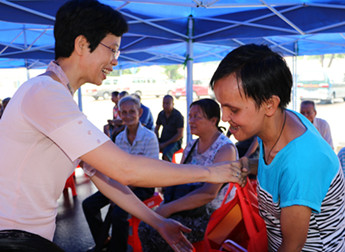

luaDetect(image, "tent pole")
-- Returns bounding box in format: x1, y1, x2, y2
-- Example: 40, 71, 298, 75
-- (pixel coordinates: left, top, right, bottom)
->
292, 42, 298, 111
25, 60, 30, 80
77, 88, 83, 111
186, 15, 194, 143
24, 25, 30, 81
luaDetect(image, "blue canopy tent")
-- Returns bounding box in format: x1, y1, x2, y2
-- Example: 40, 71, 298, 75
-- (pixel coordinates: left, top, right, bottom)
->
2, 1, 345, 64
1, 0, 345, 140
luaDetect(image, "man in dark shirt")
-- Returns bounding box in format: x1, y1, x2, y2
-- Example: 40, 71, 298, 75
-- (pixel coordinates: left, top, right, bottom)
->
155, 95, 184, 161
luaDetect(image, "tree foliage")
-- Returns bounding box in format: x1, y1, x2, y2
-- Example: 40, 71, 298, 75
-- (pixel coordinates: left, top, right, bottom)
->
162, 65, 183, 80
301, 54, 345, 68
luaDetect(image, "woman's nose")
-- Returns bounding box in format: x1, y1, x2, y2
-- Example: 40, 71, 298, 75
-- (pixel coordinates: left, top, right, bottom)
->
111, 57, 118, 66
221, 112, 231, 122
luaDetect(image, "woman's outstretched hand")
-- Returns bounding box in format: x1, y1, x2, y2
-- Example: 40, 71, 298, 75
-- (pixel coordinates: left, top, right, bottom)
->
229, 157, 259, 187
208, 160, 248, 187
156, 218, 193, 252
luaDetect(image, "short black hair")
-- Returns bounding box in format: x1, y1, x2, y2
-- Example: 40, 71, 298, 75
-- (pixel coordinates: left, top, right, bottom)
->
112, 91, 119, 97
210, 44, 292, 109
119, 91, 129, 98
2, 97, 11, 105
300, 100, 316, 110
190, 98, 223, 132
163, 95, 174, 101
54, 0, 128, 59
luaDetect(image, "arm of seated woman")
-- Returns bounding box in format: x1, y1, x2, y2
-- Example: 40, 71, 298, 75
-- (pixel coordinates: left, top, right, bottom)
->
156, 143, 238, 218
156, 183, 222, 217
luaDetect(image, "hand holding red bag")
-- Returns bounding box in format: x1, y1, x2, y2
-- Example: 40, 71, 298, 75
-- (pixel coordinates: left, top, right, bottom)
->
204, 180, 267, 252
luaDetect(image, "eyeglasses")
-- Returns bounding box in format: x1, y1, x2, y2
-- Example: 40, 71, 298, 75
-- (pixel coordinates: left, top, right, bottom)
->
99, 42, 120, 60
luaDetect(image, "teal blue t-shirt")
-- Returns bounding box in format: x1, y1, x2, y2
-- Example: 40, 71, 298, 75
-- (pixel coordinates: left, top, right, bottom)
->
257, 110, 345, 251
258, 109, 338, 213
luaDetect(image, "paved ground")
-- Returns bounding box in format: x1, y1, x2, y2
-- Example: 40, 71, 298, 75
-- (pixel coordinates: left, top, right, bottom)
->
53, 169, 98, 252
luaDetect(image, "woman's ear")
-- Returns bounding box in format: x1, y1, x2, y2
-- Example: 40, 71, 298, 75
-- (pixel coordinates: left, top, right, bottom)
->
264, 95, 281, 117
74, 35, 89, 56
210, 116, 218, 126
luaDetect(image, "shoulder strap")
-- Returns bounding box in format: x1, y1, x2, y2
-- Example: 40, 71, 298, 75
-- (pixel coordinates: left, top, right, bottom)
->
183, 139, 199, 164
164, 139, 200, 204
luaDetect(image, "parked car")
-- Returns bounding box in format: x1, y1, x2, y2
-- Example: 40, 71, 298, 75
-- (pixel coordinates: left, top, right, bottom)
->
83, 77, 120, 100
297, 70, 345, 104
171, 81, 213, 99
83, 76, 174, 100
115, 77, 174, 98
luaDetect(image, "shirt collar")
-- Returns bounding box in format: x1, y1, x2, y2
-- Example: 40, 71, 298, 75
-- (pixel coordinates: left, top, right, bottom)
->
124, 123, 145, 145
46, 61, 72, 94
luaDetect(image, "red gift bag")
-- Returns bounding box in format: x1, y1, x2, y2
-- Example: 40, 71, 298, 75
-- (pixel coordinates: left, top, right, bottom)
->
204, 180, 267, 252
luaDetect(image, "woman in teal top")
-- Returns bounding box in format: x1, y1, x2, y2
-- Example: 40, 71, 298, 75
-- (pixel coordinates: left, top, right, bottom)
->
211, 44, 345, 252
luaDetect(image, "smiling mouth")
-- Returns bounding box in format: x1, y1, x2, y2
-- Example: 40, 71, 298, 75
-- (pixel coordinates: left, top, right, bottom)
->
102, 68, 111, 75
229, 124, 240, 132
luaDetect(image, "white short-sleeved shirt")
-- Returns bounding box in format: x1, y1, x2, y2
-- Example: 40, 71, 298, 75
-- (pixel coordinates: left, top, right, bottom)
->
115, 123, 159, 159
182, 134, 238, 212
313, 117, 333, 149
338, 147, 345, 176
0, 62, 109, 240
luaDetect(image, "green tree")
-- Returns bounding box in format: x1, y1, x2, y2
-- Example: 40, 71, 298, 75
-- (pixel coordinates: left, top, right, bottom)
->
162, 65, 183, 80
302, 54, 345, 68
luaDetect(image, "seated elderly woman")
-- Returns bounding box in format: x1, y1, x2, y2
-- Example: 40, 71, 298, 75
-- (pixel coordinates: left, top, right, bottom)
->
83, 95, 159, 252
138, 98, 238, 252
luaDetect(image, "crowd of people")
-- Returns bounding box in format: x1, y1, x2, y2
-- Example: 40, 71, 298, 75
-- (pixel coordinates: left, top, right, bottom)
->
0, 0, 344, 252
81, 81, 345, 252
0, 1, 243, 252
